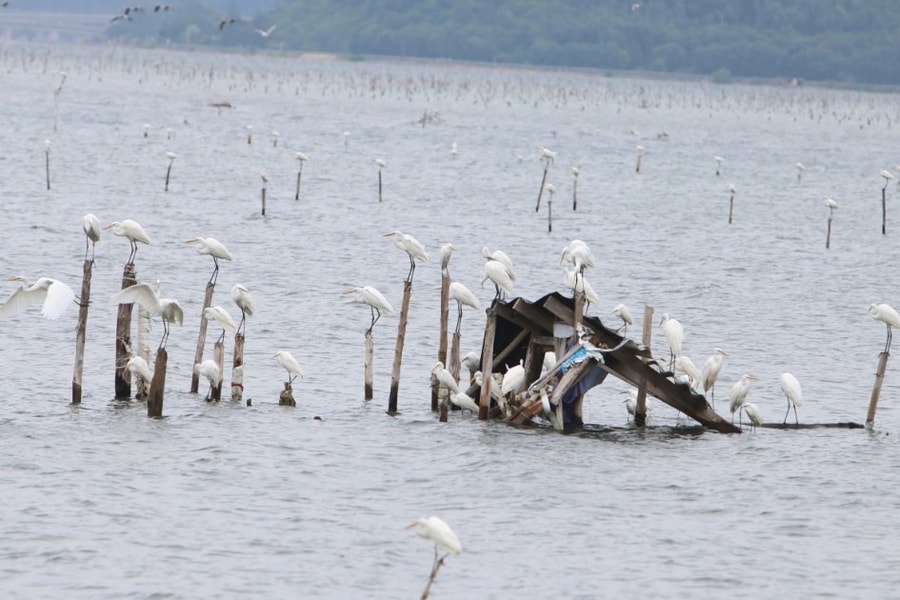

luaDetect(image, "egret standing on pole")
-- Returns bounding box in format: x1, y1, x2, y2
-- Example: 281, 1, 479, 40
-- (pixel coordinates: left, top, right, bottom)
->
384, 231, 429, 283
185, 237, 232, 285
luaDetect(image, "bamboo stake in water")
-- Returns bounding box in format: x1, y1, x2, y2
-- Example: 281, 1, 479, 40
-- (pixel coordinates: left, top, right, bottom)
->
211, 340, 225, 401
246, 124, 253, 144
364, 330, 374, 401
53, 71, 66, 133
728, 183, 736, 224
189, 281, 215, 394
71, 259, 92, 405
867, 351, 889, 430
164, 152, 176, 192
294, 152, 308, 201
375, 158, 386, 203
260, 169, 268, 216
44, 140, 51, 190
635, 304, 654, 427
434, 273, 450, 412
571, 166, 579, 210
387, 280, 412, 415
147, 348, 167, 418
114, 263, 137, 399
535, 161, 549, 212
635, 145, 644, 173
231, 333, 245, 402
478, 306, 497, 421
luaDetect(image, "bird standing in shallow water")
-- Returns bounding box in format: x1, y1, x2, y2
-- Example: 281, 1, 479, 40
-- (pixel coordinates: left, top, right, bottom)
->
194, 359, 222, 400
701, 347, 729, 408
779, 372, 803, 425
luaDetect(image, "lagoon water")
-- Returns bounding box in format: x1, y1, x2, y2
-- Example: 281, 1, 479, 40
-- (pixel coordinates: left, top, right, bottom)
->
1, 43, 900, 598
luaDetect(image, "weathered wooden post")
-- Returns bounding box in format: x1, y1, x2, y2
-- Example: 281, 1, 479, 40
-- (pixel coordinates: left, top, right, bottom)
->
434, 273, 450, 412
164, 152, 176, 192
867, 351, 889, 429
71, 259, 92, 404
260, 170, 268, 217
294, 152, 308, 201
387, 281, 412, 415
635, 145, 643, 173
573, 289, 584, 332
571, 166, 578, 210
147, 348, 167, 417
231, 333, 245, 402
728, 184, 736, 225
44, 140, 51, 190
280, 382, 296, 406
547, 199, 553, 232
478, 305, 497, 420
376, 159, 386, 203
882, 187, 888, 236
635, 304, 654, 426
114, 263, 137, 398
210, 340, 225, 401
535, 161, 549, 212
449, 332, 461, 385
826, 216, 833, 249
364, 330, 374, 400
189, 282, 215, 394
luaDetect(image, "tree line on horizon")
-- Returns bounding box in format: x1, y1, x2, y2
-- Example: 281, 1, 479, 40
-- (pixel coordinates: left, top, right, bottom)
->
103, 0, 900, 86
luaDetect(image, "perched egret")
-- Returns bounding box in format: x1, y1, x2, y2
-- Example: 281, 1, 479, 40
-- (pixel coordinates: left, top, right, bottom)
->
825, 196, 838, 213
539, 147, 556, 163
728, 374, 758, 426
461, 351, 480, 374
701, 347, 729, 408
742, 402, 763, 432
881, 169, 895, 190
501, 361, 525, 398
450, 142, 458, 157
82, 213, 101, 262
194, 359, 222, 400
439, 243, 456, 275
795, 162, 806, 181
231, 284, 255, 333
659, 313, 684, 371
869, 303, 900, 353
448, 281, 480, 334
563, 269, 599, 308
560, 239, 595, 274
384, 231, 429, 282
482, 247, 517, 281
611, 303, 633, 335
186, 237, 232, 284
431, 361, 459, 394
675, 356, 702, 391
104, 219, 151, 264
406, 515, 462, 559
780, 372, 803, 425
203, 305, 237, 343
473, 370, 505, 412
274, 350, 303, 385
482, 259, 514, 300
344, 286, 393, 333
0, 276, 75, 320
111, 282, 183, 348
126, 355, 153, 384
542, 351, 557, 373
375, 158, 386, 169
714, 155, 725, 176
449, 391, 478, 413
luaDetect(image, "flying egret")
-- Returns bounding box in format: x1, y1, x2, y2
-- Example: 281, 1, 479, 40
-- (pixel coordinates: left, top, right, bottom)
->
659, 313, 684, 371
104, 219, 151, 264
448, 281, 480, 334
869, 303, 900, 353
126, 355, 153, 385
384, 231, 429, 282
194, 358, 222, 400
675, 355, 702, 391
481, 259, 514, 300
204, 305, 237, 343
231, 284, 255, 334
482, 247, 517, 281
563, 269, 599, 308
700, 347, 729, 408
779, 372, 803, 425
274, 350, 303, 385
111, 282, 183, 348
82, 213, 101, 262
432, 361, 460, 394
449, 391, 478, 413
406, 515, 462, 563
185, 237, 232, 284
254, 24, 276, 37
611, 303, 633, 335
0, 276, 75, 320
344, 286, 393, 333
439, 243, 456, 275
742, 402, 763, 432
501, 361, 525, 398
728, 374, 758, 426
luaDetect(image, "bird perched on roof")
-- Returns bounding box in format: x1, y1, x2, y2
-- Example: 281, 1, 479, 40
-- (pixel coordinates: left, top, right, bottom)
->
611, 303, 633, 335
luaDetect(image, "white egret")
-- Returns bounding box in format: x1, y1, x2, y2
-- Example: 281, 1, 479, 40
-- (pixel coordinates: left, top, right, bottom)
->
111, 282, 183, 348
203, 305, 237, 343
539, 147, 556, 163
461, 351, 480, 373
779, 372, 803, 425
274, 350, 303, 385
231, 283, 255, 333
104, 219, 151, 264
611, 303, 633, 335
406, 515, 462, 559
439, 243, 456, 275
294, 151, 309, 163
126, 355, 153, 384
450, 142, 458, 157
82, 213, 101, 262
375, 158, 386, 169
0, 276, 75, 320
481, 259, 514, 300
714, 155, 725, 176
260, 168, 268, 184
659, 313, 684, 371
501, 361, 525, 398
869, 302, 900, 353
254, 24, 276, 37
675, 356, 702, 391
194, 358, 222, 400
623, 389, 637, 421
795, 162, 806, 181
449, 391, 478, 413
742, 402, 763, 432
825, 196, 838, 213
473, 370, 505, 412
700, 347, 729, 408
185, 237, 232, 284
384, 231, 429, 282
728, 374, 758, 426
432, 361, 459, 394
448, 281, 481, 334
344, 285, 393, 333
560, 239, 595, 274
482, 247, 517, 281
881, 168, 895, 190
542, 351, 557, 373
563, 269, 599, 308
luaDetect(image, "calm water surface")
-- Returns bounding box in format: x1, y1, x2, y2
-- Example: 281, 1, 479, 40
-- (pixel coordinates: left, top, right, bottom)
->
1, 44, 900, 598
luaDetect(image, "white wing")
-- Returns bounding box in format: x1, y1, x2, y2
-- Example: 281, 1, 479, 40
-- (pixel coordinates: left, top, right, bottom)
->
112, 283, 161, 314
42, 280, 75, 319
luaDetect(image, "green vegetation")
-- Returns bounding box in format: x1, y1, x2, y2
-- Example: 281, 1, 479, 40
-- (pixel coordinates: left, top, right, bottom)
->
107, 0, 900, 85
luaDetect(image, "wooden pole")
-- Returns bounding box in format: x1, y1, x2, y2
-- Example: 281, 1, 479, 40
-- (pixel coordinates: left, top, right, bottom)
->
450, 332, 461, 384
45, 147, 51, 190
535, 164, 549, 212
826, 216, 833, 249
147, 348, 167, 417
114, 263, 137, 399
435, 274, 450, 412
572, 173, 578, 211
635, 154, 642, 173
280, 382, 296, 406
728, 193, 734, 224
190, 282, 215, 394
164, 163, 172, 192
478, 306, 497, 420
231, 333, 245, 402
71, 259, 92, 404
867, 351, 889, 429
211, 340, 225, 401
547, 199, 553, 232
378, 169, 383, 203
294, 165, 302, 201
387, 280, 412, 415
364, 330, 374, 401
573, 290, 584, 332
261, 186, 266, 216
882, 187, 887, 235
635, 304, 654, 426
